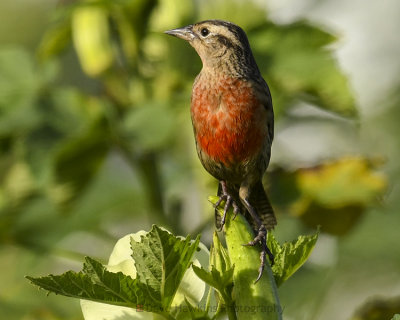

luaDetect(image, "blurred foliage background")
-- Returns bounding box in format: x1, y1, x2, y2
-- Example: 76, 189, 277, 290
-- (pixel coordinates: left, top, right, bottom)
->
0, 0, 399, 319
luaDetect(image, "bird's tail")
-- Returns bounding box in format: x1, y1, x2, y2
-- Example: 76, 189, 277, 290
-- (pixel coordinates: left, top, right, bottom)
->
214, 181, 276, 230
249, 181, 277, 230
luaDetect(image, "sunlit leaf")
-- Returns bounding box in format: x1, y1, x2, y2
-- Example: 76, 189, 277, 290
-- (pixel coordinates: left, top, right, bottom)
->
268, 231, 319, 287
131, 225, 201, 309
80, 231, 208, 320
268, 157, 387, 235
297, 157, 387, 206
27, 226, 201, 318
27, 257, 140, 308
71, 4, 113, 76
3, 162, 35, 207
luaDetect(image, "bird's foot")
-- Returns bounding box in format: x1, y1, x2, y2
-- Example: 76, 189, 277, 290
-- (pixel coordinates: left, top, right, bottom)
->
243, 225, 274, 283
214, 181, 240, 231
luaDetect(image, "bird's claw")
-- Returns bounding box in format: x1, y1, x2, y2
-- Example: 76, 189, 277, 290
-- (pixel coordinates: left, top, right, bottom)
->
242, 225, 274, 283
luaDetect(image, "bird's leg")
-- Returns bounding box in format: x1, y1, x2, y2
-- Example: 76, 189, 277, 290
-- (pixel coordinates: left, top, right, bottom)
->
214, 181, 240, 231
240, 191, 274, 283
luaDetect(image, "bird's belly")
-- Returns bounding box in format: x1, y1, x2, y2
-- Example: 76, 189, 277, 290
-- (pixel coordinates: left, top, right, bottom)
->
191, 78, 268, 178
195, 113, 262, 165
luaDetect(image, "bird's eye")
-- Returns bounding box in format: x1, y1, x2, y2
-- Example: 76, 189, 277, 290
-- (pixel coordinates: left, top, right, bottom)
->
200, 28, 210, 37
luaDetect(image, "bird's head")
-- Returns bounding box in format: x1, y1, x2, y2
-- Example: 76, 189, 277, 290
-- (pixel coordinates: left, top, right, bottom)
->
165, 20, 258, 75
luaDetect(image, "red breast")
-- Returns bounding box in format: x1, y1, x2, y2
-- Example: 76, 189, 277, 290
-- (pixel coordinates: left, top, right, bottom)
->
191, 76, 267, 167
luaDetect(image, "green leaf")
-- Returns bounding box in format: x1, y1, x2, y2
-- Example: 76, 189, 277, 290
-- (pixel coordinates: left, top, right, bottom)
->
71, 4, 113, 76
122, 101, 175, 152
182, 297, 212, 320
250, 21, 357, 118
392, 315, 400, 320
37, 20, 72, 61
130, 225, 201, 310
268, 157, 387, 235
191, 265, 235, 319
192, 265, 234, 296
27, 257, 140, 309
27, 226, 201, 318
171, 242, 209, 308
80, 231, 209, 320
210, 232, 232, 279
0, 48, 42, 135
268, 230, 319, 287
111, 0, 158, 65
297, 158, 387, 206
51, 120, 110, 207
0, 48, 39, 110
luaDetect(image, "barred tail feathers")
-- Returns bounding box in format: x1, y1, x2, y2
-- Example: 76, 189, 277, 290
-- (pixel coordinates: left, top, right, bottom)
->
248, 181, 277, 230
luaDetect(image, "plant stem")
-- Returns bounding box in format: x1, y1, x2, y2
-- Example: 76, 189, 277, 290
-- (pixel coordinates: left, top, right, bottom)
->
210, 196, 282, 320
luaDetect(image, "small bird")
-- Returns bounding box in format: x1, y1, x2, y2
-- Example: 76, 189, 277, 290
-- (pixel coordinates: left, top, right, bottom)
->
165, 20, 276, 281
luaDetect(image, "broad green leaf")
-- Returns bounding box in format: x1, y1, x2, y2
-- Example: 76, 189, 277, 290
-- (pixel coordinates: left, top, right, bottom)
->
249, 21, 357, 118
27, 226, 202, 318
392, 315, 400, 320
268, 231, 319, 287
81, 231, 208, 320
27, 257, 141, 308
171, 242, 209, 308
130, 225, 201, 309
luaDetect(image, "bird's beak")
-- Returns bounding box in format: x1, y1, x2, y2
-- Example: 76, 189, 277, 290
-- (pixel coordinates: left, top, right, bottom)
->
164, 25, 195, 41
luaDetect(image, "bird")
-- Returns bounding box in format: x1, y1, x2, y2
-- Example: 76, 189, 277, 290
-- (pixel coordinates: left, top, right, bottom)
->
165, 20, 276, 282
